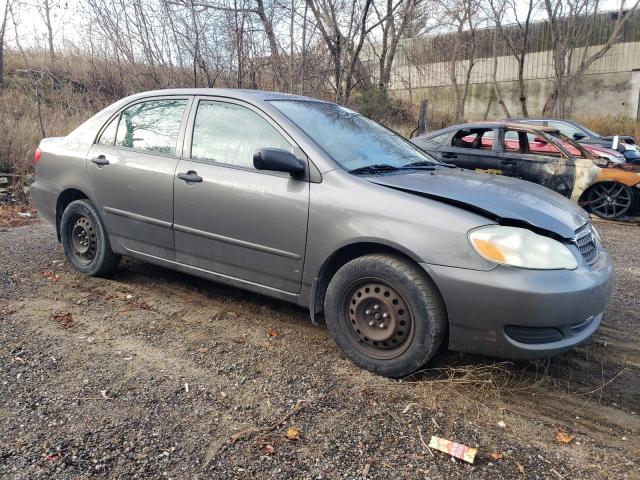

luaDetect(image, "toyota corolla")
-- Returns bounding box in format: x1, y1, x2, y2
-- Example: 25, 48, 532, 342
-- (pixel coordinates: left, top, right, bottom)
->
30, 89, 614, 377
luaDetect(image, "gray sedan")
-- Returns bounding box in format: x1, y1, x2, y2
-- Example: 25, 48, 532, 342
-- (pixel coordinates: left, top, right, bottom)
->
30, 89, 613, 377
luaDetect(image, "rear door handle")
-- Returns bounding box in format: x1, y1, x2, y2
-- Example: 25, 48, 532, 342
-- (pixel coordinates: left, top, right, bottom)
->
441, 152, 457, 159
177, 171, 203, 183
91, 155, 109, 166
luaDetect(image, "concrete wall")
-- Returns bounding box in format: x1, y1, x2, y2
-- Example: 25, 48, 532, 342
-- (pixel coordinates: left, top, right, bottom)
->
382, 41, 640, 120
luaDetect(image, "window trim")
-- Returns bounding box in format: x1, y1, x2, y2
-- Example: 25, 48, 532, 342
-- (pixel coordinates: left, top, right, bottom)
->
92, 95, 193, 159
183, 96, 305, 177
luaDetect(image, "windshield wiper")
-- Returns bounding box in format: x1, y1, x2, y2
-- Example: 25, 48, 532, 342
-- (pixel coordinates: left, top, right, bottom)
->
349, 163, 438, 175
349, 164, 402, 174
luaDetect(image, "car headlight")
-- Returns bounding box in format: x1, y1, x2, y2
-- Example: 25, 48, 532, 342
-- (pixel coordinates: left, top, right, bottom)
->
469, 226, 578, 270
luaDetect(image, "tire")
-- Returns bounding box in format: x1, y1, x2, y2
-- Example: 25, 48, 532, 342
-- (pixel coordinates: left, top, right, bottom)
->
582, 182, 636, 219
60, 199, 121, 276
324, 254, 446, 377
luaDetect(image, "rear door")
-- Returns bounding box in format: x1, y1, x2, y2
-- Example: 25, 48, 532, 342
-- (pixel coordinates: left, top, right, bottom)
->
87, 96, 191, 259
172, 97, 309, 294
436, 127, 500, 171
498, 128, 576, 198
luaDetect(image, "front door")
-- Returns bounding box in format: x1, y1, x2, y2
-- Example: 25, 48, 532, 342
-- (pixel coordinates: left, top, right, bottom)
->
173, 98, 309, 294
87, 97, 191, 259
498, 128, 576, 198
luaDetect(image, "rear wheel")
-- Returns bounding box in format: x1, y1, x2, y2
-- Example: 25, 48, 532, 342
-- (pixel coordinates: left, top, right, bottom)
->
60, 199, 120, 276
325, 254, 446, 377
583, 182, 635, 219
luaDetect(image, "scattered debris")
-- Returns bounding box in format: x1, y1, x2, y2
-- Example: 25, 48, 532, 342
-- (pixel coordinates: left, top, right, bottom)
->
184, 383, 189, 393
266, 327, 279, 338
362, 459, 374, 477
100, 390, 110, 399
428, 436, 477, 464
555, 430, 574, 444
497, 420, 506, 428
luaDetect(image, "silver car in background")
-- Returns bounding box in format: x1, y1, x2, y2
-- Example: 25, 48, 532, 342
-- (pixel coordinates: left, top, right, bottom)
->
30, 89, 613, 377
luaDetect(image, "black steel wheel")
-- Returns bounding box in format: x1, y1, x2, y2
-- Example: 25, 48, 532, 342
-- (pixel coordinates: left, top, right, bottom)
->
67, 213, 98, 265
325, 254, 446, 377
60, 199, 121, 276
584, 182, 634, 219
344, 280, 414, 360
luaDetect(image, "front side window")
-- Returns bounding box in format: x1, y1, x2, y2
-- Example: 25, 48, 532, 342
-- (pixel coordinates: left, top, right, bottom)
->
97, 116, 118, 146
115, 99, 187, 155
269, 100, 437, 171
191, 101, 291, 169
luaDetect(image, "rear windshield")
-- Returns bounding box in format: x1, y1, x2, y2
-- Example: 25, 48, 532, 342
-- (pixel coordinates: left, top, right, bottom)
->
269, 100, 438, 171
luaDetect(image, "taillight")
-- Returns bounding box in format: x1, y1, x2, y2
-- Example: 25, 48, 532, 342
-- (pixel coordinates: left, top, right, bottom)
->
34, 147, 42, 166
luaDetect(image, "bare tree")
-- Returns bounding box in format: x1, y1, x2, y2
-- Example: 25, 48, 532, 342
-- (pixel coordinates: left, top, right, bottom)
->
0, 0, 11, 88
438, 0, 484, 122
486, 0, 537, 116
35, 0, 58, 67
542, 0, 640, 117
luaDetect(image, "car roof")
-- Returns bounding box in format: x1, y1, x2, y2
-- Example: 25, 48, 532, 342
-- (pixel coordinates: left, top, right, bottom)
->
430, 121, 559, 134
121, 88, 328, 104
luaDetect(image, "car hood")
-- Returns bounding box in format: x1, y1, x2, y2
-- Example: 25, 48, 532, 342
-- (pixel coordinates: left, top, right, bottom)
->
367, 168, 589, 239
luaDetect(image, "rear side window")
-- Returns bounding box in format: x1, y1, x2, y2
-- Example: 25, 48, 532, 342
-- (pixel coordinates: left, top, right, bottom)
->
451, 128, 494, 150
191, 101, 291, 169
97, 116, 118, 146
115, 99, 187, 155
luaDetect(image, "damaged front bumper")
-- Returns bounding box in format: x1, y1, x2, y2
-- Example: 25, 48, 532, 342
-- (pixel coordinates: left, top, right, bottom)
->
421, 248, 613, 360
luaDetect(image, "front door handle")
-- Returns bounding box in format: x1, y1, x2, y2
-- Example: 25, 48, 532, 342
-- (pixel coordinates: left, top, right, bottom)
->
91, 155, 109, 166
441, 152, 457, 159
177, 171, 203, 183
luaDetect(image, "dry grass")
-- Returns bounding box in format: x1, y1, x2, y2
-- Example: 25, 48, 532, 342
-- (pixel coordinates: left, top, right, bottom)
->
575, 115, 640, 140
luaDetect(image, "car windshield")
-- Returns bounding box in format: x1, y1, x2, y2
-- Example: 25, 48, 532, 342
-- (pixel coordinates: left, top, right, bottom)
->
269, 100, 439, 171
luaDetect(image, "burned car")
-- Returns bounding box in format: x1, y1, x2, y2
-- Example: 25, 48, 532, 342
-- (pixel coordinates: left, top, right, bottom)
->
31, 91, 612, 377
412, 122, 640, 219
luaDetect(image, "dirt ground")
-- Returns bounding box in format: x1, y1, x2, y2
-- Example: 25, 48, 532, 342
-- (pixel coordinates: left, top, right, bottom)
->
1, 219, 639, 479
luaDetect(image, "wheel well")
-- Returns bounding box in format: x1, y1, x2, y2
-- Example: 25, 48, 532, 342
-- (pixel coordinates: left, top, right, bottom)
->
55, 188, 89, 240
313, 243, 421, 316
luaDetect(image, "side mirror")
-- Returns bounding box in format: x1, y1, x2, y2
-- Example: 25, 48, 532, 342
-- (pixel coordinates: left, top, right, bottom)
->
573, 132, 586, 140
533, 135, 548, 144
253, 148, 306, 177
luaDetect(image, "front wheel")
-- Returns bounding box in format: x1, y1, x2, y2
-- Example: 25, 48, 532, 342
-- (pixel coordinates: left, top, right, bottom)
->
60, 199, 121, 276
325, 254, 446, 377
582, 182, 635, 219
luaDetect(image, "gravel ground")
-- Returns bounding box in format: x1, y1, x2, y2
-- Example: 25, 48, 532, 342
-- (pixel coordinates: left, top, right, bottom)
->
1, 220, 639, 479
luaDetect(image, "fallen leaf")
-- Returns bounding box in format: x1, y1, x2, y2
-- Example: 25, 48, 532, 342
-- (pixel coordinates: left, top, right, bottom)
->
260, 444, 275, 455
516, 463, 525, 474
555, 430, 574, 444
52, 312, 74, 329
266, 327, 279, 338
285, 428, 301, 441
490, 451, 503, 460
46, 454, 60, 462
42, 271, 61, 282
